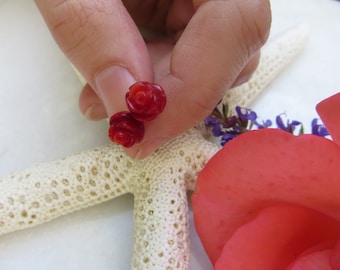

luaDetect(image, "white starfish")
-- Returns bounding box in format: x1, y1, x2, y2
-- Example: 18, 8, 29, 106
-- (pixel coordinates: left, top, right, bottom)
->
0, 25, 308, 270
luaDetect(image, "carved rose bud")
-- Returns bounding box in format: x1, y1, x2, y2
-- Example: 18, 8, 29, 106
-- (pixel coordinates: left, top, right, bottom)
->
126, 81, 167, 122
108, 112, 144, 148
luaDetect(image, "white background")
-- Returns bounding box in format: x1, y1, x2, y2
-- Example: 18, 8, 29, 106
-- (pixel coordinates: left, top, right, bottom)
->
0, 0, 340, 269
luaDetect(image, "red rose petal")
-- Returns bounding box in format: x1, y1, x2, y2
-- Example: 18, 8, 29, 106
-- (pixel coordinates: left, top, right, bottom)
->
330, 239, 340, 269
192, 129, 340, 264
287, 250, 333, 270
317, 92, 340, 145
214, 204, 340, 270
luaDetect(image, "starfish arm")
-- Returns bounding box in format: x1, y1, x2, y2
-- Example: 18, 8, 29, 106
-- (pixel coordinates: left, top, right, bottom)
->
129, 129, 219, 269
223, 24, 309, 114
0, 143, 133, 236
132, 171, 190, 270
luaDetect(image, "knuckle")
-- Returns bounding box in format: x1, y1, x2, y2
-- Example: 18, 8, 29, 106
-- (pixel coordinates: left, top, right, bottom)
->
46, 0, 112, 54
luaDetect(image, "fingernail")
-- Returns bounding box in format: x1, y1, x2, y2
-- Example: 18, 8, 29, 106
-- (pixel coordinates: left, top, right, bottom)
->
232, 73, 252, 87
95, 66, 136, 116
84, 103, 108, 120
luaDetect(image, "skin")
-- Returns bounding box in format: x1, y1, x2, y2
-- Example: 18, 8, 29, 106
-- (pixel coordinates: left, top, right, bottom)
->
34, 0, 271, 158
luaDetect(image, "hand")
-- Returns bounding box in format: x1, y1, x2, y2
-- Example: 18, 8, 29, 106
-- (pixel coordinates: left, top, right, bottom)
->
34, 0, 271, 158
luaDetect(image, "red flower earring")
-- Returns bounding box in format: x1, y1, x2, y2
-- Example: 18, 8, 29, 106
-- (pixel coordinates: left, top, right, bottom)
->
108, 81, 167, 147
126, 81, 166, 122
108, 112, 144, 148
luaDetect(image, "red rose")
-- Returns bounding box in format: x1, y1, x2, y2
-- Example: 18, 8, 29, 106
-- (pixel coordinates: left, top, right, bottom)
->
192, 93, 340, 270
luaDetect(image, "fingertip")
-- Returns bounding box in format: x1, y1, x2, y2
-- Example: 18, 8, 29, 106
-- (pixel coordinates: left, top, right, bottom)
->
231, 52, 261, 87
84, 103, 108, 121
79, 83, 108, 120
124, 136, 169, 160
94, 65, 136, 117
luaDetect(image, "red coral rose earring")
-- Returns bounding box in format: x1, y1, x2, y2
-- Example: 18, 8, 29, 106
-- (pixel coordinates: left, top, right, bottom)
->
108, 111, 144, 148
108, 81, 167, 147
126, 81, 166, 122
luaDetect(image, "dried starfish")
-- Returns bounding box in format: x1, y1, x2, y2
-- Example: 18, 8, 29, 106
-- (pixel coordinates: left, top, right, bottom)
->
0, 25, 308, 269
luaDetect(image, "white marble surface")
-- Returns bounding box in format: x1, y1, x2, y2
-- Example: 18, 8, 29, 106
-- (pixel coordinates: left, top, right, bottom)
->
0, 0, 339, 269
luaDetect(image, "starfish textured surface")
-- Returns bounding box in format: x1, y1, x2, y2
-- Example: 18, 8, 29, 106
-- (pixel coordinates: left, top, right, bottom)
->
0, 26, 307, 269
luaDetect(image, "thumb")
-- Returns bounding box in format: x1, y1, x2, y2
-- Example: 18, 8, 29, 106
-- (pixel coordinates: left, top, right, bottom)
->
34, 0, 153, 116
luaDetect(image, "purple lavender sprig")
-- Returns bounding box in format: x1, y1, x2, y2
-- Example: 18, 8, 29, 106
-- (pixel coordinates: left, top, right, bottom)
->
276, 113, 304, 135
205, 103, 329, 146
311, 118, 329, 137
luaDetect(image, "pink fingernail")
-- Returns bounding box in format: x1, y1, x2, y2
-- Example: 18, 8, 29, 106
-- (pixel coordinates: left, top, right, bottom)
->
95, 66, 136, 115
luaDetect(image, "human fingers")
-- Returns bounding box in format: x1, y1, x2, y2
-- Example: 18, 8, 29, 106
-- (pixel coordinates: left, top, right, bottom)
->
125, 0, 271, 158
34, 0, 153, 117
232, 52, 261, 87
78, 49, 260, 120
78, 38, 175, 120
